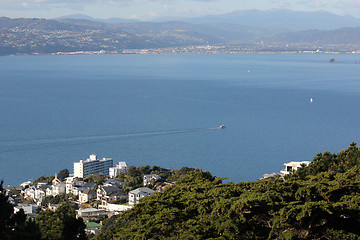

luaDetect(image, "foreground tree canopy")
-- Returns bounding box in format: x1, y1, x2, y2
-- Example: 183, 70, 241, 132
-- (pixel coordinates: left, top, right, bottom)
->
1, 143, 360, 239
95, 143, 360, 240
36, 204, 87, 240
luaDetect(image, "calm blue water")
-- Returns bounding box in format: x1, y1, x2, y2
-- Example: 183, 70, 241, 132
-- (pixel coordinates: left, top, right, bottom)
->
1, 54, 360, 186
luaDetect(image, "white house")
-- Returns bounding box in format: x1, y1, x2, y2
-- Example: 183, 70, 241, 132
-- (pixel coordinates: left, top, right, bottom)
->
46, 187, 53, 197
65, 177, 85, 194
14, 204, 40, 215
22, 184, 51, 204
143, 174, 161, 186
52, 183, 66, 196
23, 187, 36, 200
109, 162, 127, 178
97, 186, 127, 208
280, 161, 310, 175
68, 182, 96, 196
34, 187, 49, 204
128, 187, 155, 205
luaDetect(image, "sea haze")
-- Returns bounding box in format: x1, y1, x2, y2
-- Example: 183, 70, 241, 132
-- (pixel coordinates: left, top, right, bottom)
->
1, 54, 360, 185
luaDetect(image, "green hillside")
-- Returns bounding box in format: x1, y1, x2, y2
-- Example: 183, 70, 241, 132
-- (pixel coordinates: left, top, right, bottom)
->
95, 143, 360, 239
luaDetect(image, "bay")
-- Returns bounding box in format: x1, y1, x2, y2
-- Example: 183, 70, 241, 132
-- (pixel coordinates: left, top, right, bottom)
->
1, 54, 360, 186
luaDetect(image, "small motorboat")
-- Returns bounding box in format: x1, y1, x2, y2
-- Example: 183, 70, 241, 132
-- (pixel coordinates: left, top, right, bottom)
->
219, 125, 225, 129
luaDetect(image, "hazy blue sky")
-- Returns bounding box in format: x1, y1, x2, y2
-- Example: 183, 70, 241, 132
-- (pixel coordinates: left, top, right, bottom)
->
1, 0, 360, 20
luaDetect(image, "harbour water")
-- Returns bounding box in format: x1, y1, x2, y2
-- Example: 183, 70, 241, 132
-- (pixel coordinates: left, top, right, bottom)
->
1, 54, 360, 185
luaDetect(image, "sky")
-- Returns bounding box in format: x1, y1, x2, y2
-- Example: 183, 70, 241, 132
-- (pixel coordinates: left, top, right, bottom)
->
1, 0, 360, 20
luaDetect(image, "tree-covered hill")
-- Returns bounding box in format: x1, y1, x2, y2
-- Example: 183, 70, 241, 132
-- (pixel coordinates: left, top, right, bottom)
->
95, 143, 360, 239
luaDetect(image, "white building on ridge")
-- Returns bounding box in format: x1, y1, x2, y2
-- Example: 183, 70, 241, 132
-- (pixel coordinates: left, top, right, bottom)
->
73, 154, 113, 178
280, 161, 310, 175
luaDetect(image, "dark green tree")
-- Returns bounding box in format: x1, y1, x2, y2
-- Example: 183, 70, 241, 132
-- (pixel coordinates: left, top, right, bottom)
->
57, 169, 70, 180
36, 204, 86, 240
33, 175, 55, 185
94, 143, 360, 240
84, 174, 106, 188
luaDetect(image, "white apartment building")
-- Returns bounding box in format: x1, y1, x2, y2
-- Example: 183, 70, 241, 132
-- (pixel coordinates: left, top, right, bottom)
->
73, 154, 113, 178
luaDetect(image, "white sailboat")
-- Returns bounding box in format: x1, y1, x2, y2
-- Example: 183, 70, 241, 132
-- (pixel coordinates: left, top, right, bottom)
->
310, 98, 313, 104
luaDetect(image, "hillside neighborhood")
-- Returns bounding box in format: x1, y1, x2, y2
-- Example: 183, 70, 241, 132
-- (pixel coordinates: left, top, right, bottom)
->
4, 154, 179, 236
2, 153, 310, 236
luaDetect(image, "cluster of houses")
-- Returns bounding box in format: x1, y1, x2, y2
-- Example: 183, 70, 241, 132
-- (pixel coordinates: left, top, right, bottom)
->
19, 173, 167, 211
8, 154, 175, 235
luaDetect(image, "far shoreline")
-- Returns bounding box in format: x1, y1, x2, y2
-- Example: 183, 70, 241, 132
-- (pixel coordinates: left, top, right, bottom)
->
2, 45, 360, 57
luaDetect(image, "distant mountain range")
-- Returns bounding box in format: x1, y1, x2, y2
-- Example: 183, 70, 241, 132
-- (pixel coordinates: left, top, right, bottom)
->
58, 9, 360, 31
56, 14, 140, 24
184, 9, 360, 31
1, 9, 360, 55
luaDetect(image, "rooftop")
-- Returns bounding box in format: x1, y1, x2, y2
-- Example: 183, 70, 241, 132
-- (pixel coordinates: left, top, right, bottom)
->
85, 222, 103, 228
77, 208, 106, 213
130, 187, 155, 195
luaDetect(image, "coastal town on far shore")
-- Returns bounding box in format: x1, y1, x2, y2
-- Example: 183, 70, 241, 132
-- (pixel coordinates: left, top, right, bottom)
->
14, 44, 360, 56
2, 153, 309, 236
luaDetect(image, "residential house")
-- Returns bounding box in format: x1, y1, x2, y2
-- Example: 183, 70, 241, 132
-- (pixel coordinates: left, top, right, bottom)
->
46, 187, 53, 197
70, 182, 96, 196
65, 176, 85, 194
14, 204, 40, 217
76, 208, 109, 222
51, 183, 66, 196
109, 161, 127, 178
79, 188, 97, 203
143, 174, 161, 186
85, 222, 103, 235
34, 186, 50, 204
103, 179, 124, 188
22, 183, 52, 204
97, 186, 127, 209
23, 187, 36, 200
280, 161, 310, 175
128, 187, 155, 205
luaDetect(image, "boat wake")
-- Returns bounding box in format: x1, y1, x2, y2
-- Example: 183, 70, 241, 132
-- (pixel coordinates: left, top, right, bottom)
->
0, 126, 223, 154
